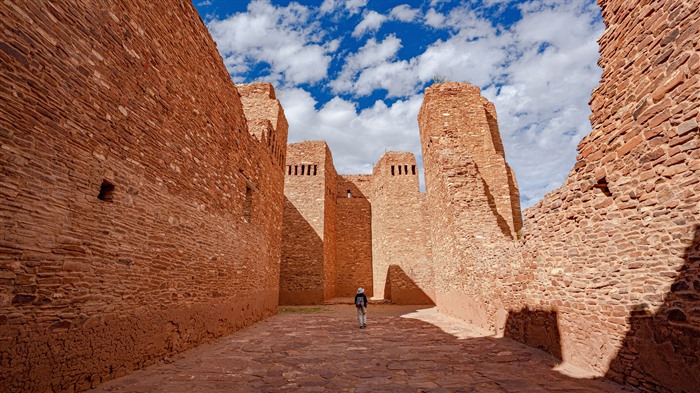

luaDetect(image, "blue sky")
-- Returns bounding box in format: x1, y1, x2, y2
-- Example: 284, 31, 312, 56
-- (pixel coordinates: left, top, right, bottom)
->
193, 0, 604, 208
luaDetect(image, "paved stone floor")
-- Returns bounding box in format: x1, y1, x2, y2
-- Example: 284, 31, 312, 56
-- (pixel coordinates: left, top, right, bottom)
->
93, 305, 635, 392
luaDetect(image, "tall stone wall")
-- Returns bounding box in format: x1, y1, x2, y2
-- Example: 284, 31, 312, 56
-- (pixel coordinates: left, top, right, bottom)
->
518, 0, 700, 391
335, 175, 373, 297
280, 141, 336, 304
418, 83, 525, 328
371, 153, 434, 304
0, 1, 286, 392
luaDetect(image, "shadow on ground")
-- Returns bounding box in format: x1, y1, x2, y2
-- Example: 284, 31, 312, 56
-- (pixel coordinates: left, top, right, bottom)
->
91, 304, 632, 392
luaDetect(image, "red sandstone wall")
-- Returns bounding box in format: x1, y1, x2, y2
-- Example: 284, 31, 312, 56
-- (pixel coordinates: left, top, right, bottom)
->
280, 141, 336, 304
418, 83, 524, 327
371, 153, 434, 304
518, 0, 700, 391
0, 1, 286, 392
322, 147, 338, 300
335, 175, 373, 297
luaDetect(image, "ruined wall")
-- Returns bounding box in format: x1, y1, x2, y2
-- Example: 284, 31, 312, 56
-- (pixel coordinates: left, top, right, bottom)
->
518, 0, 700, 391
335, 175, 373, 297
419, 83, 524, 328
322, 147, 338, 300
0, 1, 286, 392
237, 83, 288, 166
280, 141, 335, 304
371, 153, 434, 304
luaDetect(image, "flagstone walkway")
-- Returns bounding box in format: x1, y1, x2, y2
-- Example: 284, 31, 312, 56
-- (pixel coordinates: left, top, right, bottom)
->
92, 305, 634, 392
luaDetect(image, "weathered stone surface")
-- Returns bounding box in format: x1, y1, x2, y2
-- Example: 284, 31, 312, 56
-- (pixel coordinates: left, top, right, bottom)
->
0, 1, 286, 392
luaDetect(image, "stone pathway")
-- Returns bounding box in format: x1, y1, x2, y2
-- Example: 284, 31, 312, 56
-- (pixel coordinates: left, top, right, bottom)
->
93, 305, 634, 392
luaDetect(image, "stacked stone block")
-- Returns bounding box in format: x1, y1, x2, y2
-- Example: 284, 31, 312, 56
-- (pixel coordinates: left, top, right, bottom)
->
520, 0, 700, 390
0, 1, 287, 392
418, 83, 524, 328
335, 175, 373, 297
371, 153, 434, 304
280, 141, 337, 304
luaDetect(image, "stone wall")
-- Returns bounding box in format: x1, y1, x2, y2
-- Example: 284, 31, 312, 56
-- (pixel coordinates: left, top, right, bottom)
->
335, 175, 373, 297
371, 153, 434, 304
280, 141, 336, 304
418, 83, 524, 328
519, 0, 700, 390
0, 1, 286, 392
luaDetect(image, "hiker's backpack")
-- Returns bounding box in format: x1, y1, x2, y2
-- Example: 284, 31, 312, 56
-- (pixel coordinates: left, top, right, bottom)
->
355, 295, 364, 308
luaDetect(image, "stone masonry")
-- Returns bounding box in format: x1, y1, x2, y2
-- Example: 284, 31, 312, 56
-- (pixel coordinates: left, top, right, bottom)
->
1, 0, 699, 392
0, 1, 287, 392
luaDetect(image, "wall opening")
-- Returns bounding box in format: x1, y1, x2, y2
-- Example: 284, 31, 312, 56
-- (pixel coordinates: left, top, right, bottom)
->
313, 165, 317, 176
97, 180, 115, 202
301, 164, 305, 175
595, 177, 612, 197
391, 165, 395, 176
288, 165, 291, 175
347, 190, 351, 198
412, 165, 416, 175
243, 187, 253, 222
294, 165, 298, 175
398, 165, 402, 175
404, 165, 408, 175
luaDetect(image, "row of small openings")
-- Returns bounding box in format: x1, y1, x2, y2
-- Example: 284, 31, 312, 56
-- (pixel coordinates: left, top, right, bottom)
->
391, 165, 416, 176
287, 164, 318, 176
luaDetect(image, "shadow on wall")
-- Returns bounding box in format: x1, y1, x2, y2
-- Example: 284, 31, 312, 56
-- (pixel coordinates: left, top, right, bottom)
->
606, 225, 700, 392
384, 265, 435, 306
504, 307, 562, 359
279, 196, 325, 305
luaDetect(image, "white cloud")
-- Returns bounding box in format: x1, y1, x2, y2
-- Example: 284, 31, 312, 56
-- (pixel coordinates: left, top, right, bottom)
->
278, 88, 424, 176
205, 0, 604, 209
207, 0, 335, 85
352, 11, 387, 37
320, 0, 368, 16
424, 8, 447, 28
389, 5, 420, 22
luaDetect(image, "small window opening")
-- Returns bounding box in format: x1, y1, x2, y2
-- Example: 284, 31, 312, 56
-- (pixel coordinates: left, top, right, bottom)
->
313, 165, 317, 176
398, 165, 402, 175
287, 166, 291, 175
391, 165, 395, 176
347, 190, 351, 199
294, 165, 298, 175
412, 165, 416, 175
98, 180, 115, 202
301, 164, 305, 176
243, 187, 253, 222
404, 165, 408, 175
595, 177, 612, 197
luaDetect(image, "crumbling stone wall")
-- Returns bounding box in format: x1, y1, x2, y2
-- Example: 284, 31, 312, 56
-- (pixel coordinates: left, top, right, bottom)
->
0, 1, 286, 392
335, 175, 373, 297
280, 141, 336, 304
519, 0, 700, 390
371, 153, 434, 304
418, 83, 524, 327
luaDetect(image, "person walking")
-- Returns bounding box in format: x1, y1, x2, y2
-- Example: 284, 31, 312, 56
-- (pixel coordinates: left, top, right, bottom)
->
355, 287, 368, 328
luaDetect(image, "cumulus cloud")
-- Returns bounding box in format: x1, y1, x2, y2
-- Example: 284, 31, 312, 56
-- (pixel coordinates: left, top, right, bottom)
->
278, 87, 425, 176
320, 0, 368, 16
207, 0, 335, 85
203, 0, 604, 208
352, 10, 388, 38
389, 5, 420, 22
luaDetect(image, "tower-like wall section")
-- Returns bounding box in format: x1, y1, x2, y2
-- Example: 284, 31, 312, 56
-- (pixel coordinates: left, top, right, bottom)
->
371, 153, 434, 304
335, 175, 373, 297
517, 0, 700, 391
280, 141, 335, 305
419, 83, 524, 328
0, 1, 286, 391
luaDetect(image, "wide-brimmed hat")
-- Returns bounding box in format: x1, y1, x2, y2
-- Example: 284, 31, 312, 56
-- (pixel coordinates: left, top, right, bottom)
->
357, 288, 364, 294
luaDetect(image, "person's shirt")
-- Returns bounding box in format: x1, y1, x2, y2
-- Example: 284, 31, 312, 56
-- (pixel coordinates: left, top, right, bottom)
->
354, 293, 367, 307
